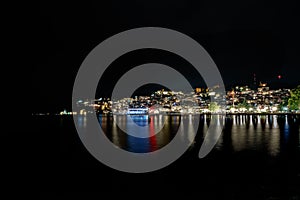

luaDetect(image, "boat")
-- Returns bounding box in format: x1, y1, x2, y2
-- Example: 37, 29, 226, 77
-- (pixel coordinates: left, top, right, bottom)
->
127, 107, 149, 115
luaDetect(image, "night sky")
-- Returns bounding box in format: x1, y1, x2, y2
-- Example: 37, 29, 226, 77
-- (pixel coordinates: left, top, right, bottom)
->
35, 0, 300, 113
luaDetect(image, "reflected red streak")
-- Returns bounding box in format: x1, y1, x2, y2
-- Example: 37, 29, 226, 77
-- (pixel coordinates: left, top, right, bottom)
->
149, 116, 157, 152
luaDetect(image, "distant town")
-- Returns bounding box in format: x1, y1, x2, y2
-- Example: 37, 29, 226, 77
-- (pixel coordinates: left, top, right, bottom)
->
51, 83, 300, 116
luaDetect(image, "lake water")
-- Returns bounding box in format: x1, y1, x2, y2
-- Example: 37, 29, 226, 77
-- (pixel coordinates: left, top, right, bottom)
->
75, 114, 300, 156
37, 114, 300, 199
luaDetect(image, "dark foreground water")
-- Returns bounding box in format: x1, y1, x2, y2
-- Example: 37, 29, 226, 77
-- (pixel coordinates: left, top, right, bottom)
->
36, 114, 300, 199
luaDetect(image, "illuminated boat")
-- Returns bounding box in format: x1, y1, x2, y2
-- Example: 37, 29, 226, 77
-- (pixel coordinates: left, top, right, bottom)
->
127, 107, 149, 115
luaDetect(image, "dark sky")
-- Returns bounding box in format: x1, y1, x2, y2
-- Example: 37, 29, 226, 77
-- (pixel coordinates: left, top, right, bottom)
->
34, 0, 300, 113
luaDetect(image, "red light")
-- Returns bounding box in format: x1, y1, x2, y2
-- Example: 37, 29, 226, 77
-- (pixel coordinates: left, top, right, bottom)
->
278, 75, 282, 79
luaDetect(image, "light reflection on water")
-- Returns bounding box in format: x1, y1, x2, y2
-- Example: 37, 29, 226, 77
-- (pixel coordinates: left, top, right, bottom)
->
222, 115, 281, 156
77, 114, 300, 156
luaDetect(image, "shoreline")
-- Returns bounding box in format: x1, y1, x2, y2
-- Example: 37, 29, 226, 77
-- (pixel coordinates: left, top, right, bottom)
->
32, 112, 300, 116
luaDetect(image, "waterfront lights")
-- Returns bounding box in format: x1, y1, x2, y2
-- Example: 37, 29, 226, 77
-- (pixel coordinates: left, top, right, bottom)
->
230, 107, 236, 113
